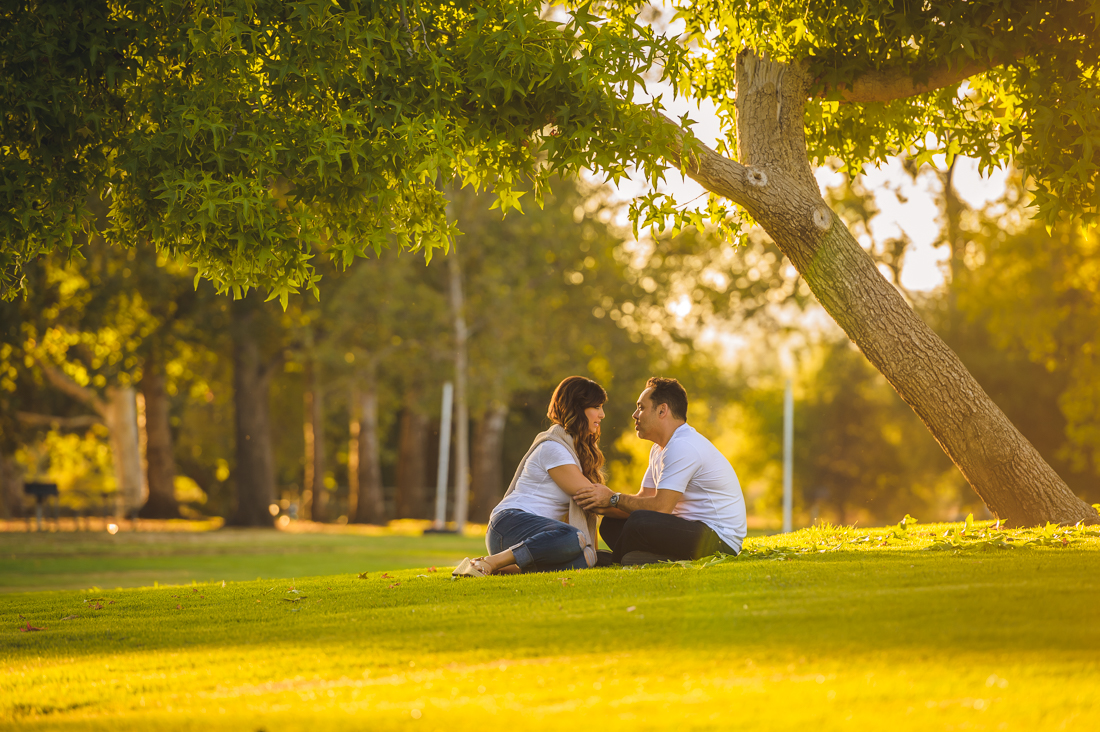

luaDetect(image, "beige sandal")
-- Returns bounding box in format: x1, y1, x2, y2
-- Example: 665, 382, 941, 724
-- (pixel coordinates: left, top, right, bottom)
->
452, 557, 491, 577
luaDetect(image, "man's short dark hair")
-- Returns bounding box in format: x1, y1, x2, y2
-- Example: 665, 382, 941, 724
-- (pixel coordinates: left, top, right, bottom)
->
646, 377, 688, 421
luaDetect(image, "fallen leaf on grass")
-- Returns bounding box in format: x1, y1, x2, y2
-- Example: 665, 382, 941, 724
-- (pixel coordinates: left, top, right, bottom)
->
388, 583, 401, 589
108, 600, 115, 605
381, 572, 393, 579
192, 588, 199, 594
282, 596, 307, 602
357, 572, 370, 579
558, 578, 573, 587
427, 567, 437, 573
61, 615, 79, 621
19, 623, 46, 632
176, 604, 182, 610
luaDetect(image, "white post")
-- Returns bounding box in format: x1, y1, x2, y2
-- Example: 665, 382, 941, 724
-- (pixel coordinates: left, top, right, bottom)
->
782, 378, 794, 534
433, 382, 454, 530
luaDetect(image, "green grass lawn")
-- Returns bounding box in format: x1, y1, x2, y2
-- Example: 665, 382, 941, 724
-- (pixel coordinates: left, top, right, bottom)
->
0, 526, 487, 593
2, 519, 1098, 731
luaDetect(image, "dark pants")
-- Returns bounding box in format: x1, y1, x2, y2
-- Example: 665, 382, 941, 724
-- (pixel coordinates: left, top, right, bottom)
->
487, 508, 590, 573
600, 510, 737, 563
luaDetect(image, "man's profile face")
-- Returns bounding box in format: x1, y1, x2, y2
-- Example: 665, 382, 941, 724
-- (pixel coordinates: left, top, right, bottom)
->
632, 388, 659, 441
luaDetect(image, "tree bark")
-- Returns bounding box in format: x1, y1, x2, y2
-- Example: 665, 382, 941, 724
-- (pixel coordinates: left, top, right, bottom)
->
352, 365, 386, 524
470, 400, 509, 523
303, 353, 327, 523
671, 49, 1097, 526
102, 386, 146, 519
395, 400, 430, 519
138, 353, 181, 519
227, 296, 276, 527
0, 454, 24, 519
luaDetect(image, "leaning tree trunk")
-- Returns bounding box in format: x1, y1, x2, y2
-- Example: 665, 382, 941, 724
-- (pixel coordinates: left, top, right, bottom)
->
352, 364, 386, 524
395, 399, 430, 519
227, 296, 276, 527
138, 352, 181, 519
470, 400, 509, 523
676, 49, 1096, 526
102, 385, 146, 519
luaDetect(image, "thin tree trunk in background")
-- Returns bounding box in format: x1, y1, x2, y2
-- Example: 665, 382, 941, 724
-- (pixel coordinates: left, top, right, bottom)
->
347, 381, 360, 520
303, 354, 327, 523
353, 364, 386, 524
0, 454, 23, 519
139, 353, 181, 519
448, 252, 470, 529
470, 400, 509, 523
103, 385, 146, 519
939, 157, 965, 323
395, 399, 429, 519
227, 296, 276, 527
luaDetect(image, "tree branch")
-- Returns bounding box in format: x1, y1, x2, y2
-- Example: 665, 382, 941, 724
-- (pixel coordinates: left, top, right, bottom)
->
827, 48, 1032, 104
36, 361, 108, 415
17, 412, 103, 429
651, 111, 753, 207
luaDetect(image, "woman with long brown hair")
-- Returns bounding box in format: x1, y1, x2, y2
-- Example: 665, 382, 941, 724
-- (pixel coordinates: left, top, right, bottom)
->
453, 376, 607, 576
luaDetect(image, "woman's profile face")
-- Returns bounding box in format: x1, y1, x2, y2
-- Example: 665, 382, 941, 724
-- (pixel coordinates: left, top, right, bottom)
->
584, 404, 605, 434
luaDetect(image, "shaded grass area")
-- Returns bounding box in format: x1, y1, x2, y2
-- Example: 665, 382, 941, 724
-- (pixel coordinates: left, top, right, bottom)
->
2, 520, 1098, 730
0, 528, 487, 593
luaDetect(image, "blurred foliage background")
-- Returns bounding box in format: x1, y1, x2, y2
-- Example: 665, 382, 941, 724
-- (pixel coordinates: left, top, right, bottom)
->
2, 165, 1098, 530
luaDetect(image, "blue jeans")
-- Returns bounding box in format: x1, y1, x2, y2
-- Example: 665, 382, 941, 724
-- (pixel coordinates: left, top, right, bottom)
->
486, 508, 590, 572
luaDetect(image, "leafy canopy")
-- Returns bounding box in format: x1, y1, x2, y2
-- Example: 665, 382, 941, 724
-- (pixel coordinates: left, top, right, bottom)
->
1, 0, 678, 302
2, 0, 1098, 300
672, 0, 1100, 227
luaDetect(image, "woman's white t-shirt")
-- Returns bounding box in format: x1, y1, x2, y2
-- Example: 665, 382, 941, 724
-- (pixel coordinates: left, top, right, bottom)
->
491, 441, 577, 522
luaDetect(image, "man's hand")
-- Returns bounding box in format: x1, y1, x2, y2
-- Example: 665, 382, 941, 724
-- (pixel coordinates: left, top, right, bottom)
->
574, 483, 614, 512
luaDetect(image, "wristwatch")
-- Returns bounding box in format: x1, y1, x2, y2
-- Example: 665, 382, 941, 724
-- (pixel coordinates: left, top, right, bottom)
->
609, 492, 621, 508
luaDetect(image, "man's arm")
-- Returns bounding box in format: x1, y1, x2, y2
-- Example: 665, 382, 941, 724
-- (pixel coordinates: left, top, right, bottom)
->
590, 486, 655, 519
574, 483, 680, 515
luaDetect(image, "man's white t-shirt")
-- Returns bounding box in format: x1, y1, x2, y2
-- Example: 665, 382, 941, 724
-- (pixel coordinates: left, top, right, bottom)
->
642, 423, 747, 552
491, 442, 577, 522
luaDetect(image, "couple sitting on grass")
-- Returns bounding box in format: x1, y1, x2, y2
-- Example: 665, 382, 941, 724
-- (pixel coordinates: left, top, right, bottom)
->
453, 375, 747, 577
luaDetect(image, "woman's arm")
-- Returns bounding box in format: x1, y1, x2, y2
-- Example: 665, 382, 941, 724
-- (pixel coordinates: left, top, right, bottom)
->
546, 463, 595, 497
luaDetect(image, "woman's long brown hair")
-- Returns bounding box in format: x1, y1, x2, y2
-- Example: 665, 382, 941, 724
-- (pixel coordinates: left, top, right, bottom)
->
546, 376, 607, 484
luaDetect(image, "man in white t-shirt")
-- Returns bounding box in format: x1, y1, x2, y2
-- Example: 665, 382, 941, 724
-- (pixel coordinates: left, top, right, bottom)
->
575, 377, 747, 563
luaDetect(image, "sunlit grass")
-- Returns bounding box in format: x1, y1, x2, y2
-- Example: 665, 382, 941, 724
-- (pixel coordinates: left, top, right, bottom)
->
0, 523, 487, 593
2, 519, 1098, 730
